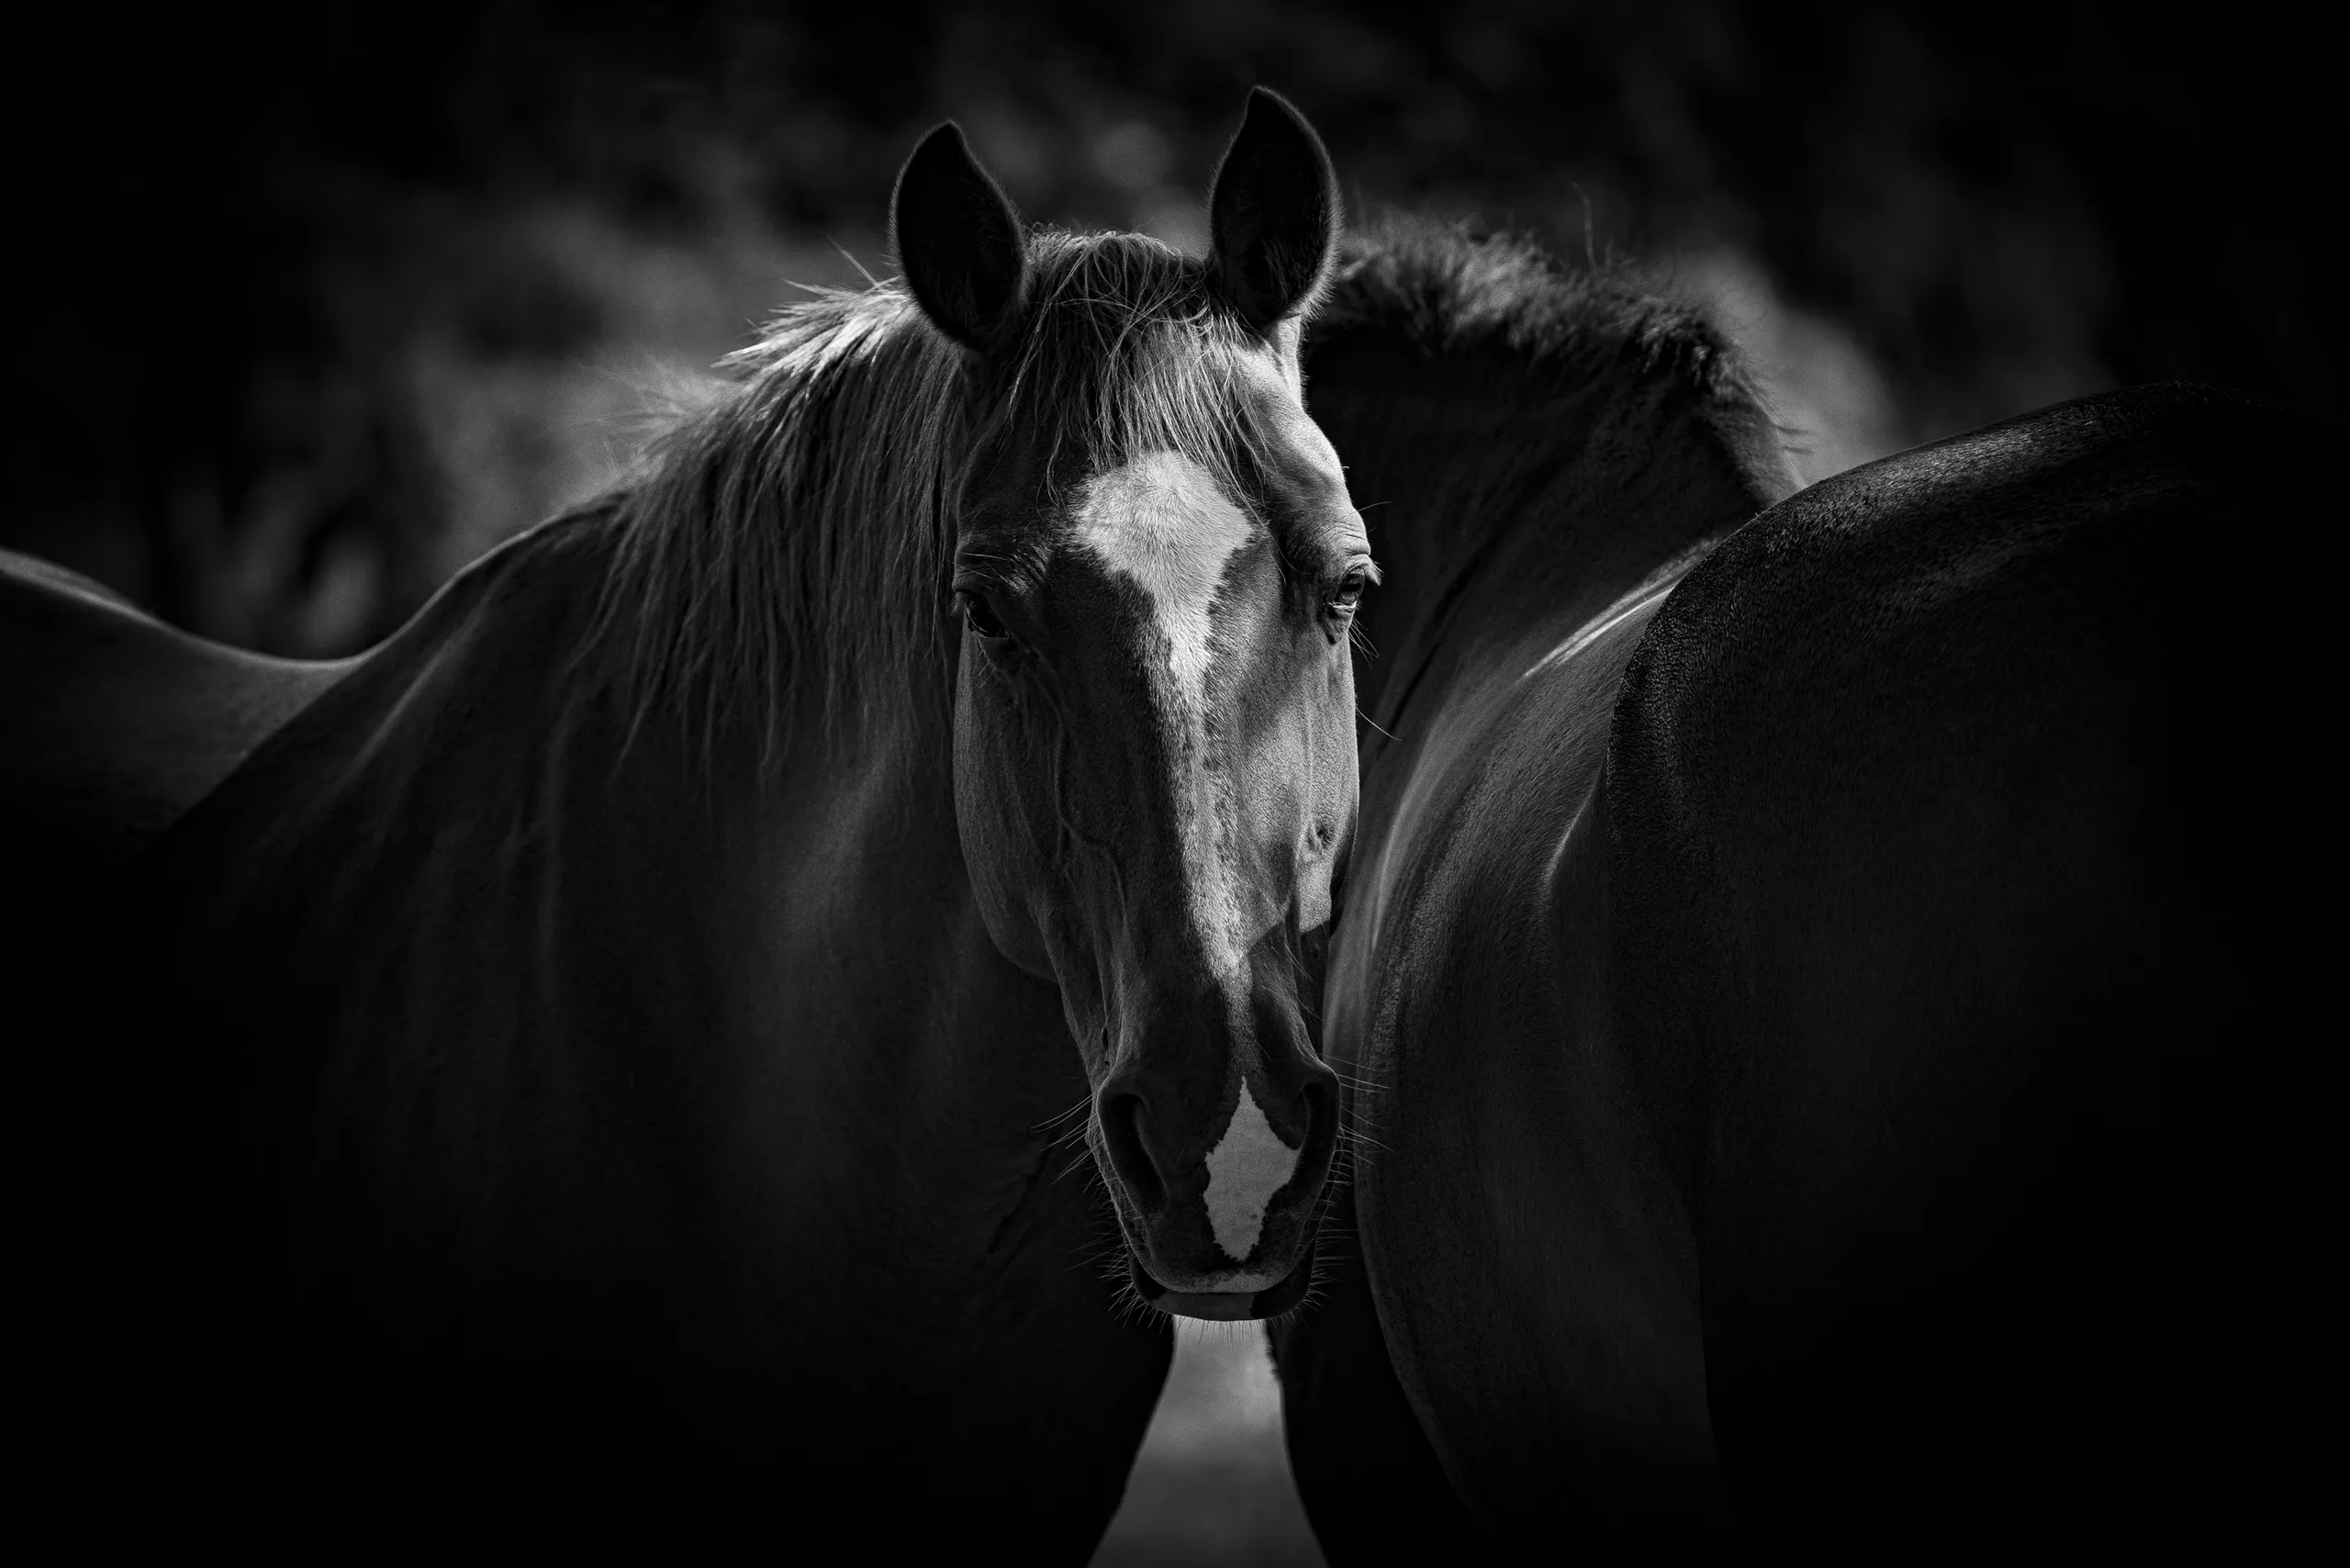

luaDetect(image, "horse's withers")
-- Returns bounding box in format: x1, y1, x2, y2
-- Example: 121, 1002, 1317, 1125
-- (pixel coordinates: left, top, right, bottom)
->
904, 91, 1367, 1318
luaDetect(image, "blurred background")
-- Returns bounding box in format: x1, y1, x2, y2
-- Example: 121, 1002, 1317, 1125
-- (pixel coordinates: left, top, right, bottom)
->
2, 1, 2322, 1556
5, 0, 2327, 658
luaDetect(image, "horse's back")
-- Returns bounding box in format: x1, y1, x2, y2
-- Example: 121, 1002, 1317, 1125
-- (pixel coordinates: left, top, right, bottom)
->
0, 549, 349, 878
1606, 384, 2319, 1549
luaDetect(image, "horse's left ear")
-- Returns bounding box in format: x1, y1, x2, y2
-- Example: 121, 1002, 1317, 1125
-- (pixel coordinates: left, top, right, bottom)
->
893, 122, 1030, 353
1206, 87, 1341, 335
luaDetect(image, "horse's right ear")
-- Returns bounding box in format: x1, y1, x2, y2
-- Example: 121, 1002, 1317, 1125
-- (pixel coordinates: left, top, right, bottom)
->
892, 123, 1030, 353
1207, 87, 1340, 334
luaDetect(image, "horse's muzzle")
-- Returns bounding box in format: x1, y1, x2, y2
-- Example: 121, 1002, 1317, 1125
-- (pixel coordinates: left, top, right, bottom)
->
1127, 1241, 1317, 1320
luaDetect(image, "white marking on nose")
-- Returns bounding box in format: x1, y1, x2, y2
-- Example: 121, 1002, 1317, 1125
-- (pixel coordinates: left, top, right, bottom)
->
1202, 1082, 1301, 1262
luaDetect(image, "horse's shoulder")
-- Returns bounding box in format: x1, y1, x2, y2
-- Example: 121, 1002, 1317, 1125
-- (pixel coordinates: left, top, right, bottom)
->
0, 552, 352, 875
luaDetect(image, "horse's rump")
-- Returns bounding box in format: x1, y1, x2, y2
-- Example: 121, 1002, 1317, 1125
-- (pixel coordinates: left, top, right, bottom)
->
1605, 382, 2318, 1547
1281, 357, 2326, 1558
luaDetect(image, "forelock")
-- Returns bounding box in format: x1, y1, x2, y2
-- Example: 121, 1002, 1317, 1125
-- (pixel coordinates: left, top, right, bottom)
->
999, 232, 1281, 511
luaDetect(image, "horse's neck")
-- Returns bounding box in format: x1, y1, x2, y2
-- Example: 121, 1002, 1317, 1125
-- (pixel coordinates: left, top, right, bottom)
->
1317, 358, 1787, 749
723, 716, 1091, 1211
523, 644, 1091, 1281
563, 512, 1088, 1260
146, 513, 1087, 1308
547, 704, 1097, 1327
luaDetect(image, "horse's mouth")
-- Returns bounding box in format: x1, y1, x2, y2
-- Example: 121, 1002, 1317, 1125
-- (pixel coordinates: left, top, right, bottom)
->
1127, 1243, 1316, 1320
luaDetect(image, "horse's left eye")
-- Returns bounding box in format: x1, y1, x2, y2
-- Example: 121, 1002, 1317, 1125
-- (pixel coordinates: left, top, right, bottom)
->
1328, 566, 1370, 614
957, 590, 1012, 641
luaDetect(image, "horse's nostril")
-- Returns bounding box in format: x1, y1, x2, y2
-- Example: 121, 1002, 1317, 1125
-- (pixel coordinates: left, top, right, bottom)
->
1298, 1073, 1336, 1153
1100, 1092, 1167, 1213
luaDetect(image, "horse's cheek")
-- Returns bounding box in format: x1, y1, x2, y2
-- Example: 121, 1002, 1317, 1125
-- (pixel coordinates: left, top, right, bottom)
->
1295, 656, 1361, 933
951, 664, 1056, 979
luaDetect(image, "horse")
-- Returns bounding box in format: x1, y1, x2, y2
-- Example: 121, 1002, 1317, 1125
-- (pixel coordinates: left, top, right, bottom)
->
15, 89, 1369, 1552
1272, 222, 2320, 1559
0, 550, 350, 879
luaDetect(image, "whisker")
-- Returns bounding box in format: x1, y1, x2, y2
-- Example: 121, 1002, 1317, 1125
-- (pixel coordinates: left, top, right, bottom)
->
1030, 1093, 1093, 1136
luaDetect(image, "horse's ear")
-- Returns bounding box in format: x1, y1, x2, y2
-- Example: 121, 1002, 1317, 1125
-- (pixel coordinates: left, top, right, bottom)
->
1206, 87, 1341, 335
892, 123, 1030, 353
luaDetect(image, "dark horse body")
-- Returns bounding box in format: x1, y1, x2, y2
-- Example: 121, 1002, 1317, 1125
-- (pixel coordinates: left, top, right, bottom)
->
13, 94, 1368, 1551
1277, 227, 2317, 1558
89, 512, 1163, 1546
0, 550, 347, 873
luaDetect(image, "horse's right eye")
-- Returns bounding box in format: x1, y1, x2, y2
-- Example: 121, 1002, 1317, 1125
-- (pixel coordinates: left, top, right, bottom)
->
957, 591, 1011, 642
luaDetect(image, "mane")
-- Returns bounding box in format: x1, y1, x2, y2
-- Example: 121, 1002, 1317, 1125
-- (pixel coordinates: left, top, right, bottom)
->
1311, 216, 1773, 432
1303, 218, 1793, 728
592, 230, 1267, 764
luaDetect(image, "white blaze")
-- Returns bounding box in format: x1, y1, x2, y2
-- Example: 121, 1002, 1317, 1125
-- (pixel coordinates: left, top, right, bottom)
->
1202, 1082, 1301, 1261
1074, 454, 1306, 1272
1072, 451, 1254, 717
1071, 452, 1257, 980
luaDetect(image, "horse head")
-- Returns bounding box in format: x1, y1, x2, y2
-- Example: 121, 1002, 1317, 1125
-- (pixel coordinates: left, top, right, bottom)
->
895, 90, 1367, 1319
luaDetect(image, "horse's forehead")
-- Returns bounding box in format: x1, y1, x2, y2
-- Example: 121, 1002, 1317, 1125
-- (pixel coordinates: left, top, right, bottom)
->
1070, 453, 1258, 609
1068, 452, 1261, 709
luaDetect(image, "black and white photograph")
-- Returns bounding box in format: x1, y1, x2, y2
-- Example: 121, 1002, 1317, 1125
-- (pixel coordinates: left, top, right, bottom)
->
4, 2, 2326, 1559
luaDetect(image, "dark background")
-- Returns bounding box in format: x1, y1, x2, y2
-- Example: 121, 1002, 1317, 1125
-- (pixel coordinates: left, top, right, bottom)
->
2, 7, 2322, 1560
5, 0, 2326, 657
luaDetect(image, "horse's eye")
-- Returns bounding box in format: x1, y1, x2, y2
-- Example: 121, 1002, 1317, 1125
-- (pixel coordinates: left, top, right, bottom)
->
957, 590, 1011, 642
1329, 566, 1370, 614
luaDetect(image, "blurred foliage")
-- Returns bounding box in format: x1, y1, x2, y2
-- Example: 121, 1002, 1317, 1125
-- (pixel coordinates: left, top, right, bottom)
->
2, 0, 2327, 655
